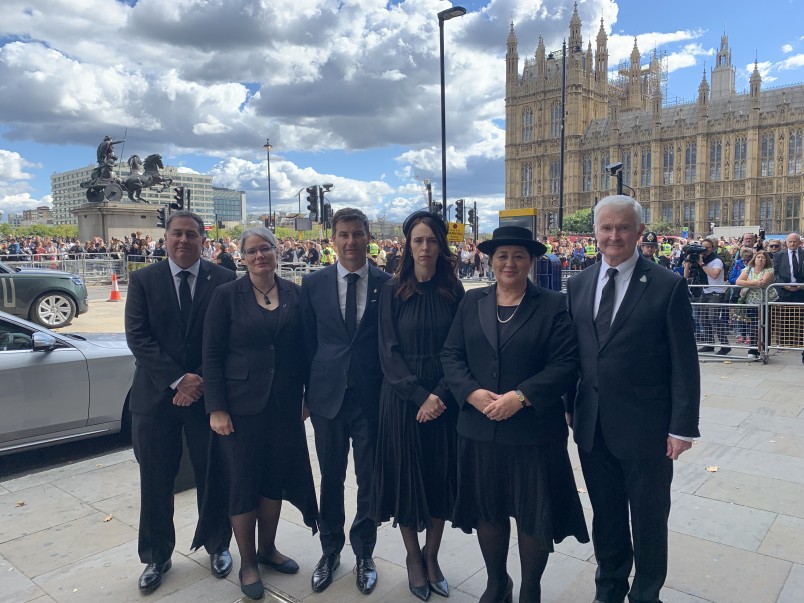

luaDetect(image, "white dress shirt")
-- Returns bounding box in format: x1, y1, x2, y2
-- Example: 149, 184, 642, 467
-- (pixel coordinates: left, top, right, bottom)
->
593, 250, 639, 321
336, 261, 370, 329
168, 258, 200, 302
788, 249, 799, 283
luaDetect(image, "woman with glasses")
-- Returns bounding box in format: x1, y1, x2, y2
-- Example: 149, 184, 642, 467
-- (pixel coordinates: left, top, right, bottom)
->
192, 226, 318, 600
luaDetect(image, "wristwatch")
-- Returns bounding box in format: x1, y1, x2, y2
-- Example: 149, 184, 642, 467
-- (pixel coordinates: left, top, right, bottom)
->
515, 389, 530, 408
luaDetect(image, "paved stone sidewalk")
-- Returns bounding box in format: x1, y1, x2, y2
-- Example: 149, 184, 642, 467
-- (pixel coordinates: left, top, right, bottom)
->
1, 352, 803, 602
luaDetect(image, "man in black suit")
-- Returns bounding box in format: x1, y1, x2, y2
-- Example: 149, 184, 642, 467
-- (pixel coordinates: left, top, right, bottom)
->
299, 207, 391, 595
772, 232, 804, 363
125, 211, 235, 594
566, 195, 701, 603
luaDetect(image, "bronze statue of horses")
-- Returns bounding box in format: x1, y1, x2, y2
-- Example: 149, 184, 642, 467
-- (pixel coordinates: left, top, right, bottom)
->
124, 154, 173, 202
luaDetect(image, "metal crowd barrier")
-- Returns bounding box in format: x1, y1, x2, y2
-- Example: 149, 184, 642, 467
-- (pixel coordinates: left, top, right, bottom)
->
688, 284, 765, 363
2, 255, 332, 286
765, 283, 804, 359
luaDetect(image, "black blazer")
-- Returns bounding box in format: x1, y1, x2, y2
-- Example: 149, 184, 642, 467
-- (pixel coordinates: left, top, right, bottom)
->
125, 259, 237, 415
441, 281, 578, 446
565, 256, 701, 459
202, 275, 306, 416
299, 263, 392, 420
772, 248, 804, 287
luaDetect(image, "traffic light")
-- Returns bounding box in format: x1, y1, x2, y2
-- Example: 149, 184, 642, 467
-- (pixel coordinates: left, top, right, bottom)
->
172, 187, 184, 210
217, 220, 225, 229
467, 208, 476, 227
455, 199, 464, 223
323, 203, 333, 228
306, 186, 319, 220
157, 207, 167, 228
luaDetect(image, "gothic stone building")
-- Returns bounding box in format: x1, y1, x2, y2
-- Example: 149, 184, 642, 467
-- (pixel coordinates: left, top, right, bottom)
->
504, 5, 804, 237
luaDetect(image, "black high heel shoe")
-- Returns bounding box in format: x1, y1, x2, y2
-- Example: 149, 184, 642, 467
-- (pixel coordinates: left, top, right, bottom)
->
406, 553, 431, 602
422, 545, 449, 598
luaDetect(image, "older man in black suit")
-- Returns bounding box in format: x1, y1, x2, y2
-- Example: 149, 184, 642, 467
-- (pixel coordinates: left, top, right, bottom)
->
565, 195, 701, 603
125, 211, 235, 594
299, 207, 391, 595
772, 232, 804, 362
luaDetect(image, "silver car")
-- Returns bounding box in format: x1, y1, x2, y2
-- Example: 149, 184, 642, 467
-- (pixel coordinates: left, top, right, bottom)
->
0, 310, 133, 455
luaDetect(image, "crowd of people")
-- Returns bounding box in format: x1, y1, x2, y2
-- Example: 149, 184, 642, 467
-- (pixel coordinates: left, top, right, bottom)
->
121, 196, 714, 603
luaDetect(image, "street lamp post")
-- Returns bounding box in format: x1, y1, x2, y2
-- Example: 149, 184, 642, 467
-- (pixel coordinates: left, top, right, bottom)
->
558, 40, 566, 233
438, 6, 466, 221
295, 187, 305, 213
263, 139, 273, 231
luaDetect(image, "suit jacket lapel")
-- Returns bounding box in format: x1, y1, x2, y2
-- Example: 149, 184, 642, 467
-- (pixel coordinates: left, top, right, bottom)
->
158, 261, 183, 324
187, 261, 216, 333
355, 268, 382, 340
238, 275, 269, 336
274, 276, 292, 335
478, 285, 498, 350
600, 258, 651, 350
499, 282, 540, 349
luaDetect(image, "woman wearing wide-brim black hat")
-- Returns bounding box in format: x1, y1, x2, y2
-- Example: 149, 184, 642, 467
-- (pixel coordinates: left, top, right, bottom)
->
442, 225, 589, 603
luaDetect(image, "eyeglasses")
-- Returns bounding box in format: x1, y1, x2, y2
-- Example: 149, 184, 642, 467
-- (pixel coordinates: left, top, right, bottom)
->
768, 244, 780, 249
244, 245, 276, 257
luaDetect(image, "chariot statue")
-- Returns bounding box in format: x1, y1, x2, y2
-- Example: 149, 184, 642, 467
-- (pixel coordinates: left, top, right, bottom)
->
80, 135, 173, 203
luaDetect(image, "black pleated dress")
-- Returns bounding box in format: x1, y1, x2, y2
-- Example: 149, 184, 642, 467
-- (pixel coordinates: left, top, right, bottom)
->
371, 277, 464, 532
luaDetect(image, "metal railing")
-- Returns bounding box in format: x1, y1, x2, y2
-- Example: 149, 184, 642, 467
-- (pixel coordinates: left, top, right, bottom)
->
1, 255, 331, 285
765, 283, 804, 358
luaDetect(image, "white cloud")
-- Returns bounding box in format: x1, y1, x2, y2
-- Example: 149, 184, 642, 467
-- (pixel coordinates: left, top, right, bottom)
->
782, 43, 793, 53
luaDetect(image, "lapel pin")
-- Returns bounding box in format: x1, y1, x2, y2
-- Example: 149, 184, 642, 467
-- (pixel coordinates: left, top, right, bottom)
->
373, 288, 378, 294
640, 275, 647, 283
207, 274, 211, 281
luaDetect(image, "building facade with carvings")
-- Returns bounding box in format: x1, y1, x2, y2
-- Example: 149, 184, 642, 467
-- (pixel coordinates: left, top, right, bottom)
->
505, 5, 804, 237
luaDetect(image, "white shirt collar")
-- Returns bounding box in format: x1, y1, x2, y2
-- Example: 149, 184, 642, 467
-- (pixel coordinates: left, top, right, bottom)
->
336, 261, 369, 279
168, 258, 201, 278
599, 249, 640, 282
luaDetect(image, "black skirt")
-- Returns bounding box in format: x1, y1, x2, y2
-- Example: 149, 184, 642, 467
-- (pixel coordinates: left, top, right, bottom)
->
452, 435, 589, 550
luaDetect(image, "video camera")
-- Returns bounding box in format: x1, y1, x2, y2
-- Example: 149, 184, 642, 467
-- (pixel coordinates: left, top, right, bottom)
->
681, 243, 706, 264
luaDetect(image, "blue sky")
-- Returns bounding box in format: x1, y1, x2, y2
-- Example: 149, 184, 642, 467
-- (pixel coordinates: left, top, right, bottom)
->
1, 0, 803, 231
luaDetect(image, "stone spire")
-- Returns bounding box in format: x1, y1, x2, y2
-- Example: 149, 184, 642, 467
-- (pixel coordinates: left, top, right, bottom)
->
698, 69, 709, 108
750, 58, 762, 103
569, 1, 582, 50
710, 31, 735, 99
506, 22, 520, 85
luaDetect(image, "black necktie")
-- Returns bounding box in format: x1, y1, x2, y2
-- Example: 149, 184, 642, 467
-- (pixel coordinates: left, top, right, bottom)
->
792, 251, 800, 281
178, 271, 193, 329
345, 273, 359, 339
595, 268, 618, 342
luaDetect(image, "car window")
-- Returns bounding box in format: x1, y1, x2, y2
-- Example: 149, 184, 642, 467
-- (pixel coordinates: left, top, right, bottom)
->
0, 318, 34, 351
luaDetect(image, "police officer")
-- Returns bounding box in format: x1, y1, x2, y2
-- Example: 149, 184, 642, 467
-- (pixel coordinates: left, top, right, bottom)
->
584, 238, 598, 267
640, 231, 672, 269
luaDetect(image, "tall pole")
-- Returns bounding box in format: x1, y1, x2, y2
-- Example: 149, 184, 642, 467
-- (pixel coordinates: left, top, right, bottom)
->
558, 39, 567, 233
439, 18, 448, 220
263, 139, 273, 231
438, 7, 466, 222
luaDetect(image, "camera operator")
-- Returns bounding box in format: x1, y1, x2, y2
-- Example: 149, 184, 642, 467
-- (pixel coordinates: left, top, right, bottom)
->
684, 236, 731, 355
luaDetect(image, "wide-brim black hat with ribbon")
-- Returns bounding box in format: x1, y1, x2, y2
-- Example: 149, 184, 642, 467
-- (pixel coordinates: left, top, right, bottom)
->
477, 226, 547, 257
402, 209, 447, 237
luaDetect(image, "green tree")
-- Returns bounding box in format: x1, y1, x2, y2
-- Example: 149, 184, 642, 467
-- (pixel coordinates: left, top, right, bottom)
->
646, 220, 677, 235
562, 208, 594, 235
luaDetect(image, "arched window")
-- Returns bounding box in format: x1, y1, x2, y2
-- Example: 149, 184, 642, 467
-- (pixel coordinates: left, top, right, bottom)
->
685, 142, 697, 183
709, 140, 722, 180
733, 136, 747, 180
521, 108, 534, 143
550, 103, 561, 139
520, 163, 533, 197
789, 128, 803, 175
761, 134, 775, 177
663, 145, 674, 185
640, 147, 651, 187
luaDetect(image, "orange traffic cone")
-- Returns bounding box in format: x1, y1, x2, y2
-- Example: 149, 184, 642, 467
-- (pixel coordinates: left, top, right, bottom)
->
108, 273, 122, 302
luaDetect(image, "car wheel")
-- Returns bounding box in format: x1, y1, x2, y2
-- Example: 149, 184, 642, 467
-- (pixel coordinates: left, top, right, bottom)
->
30, 292, 77, 328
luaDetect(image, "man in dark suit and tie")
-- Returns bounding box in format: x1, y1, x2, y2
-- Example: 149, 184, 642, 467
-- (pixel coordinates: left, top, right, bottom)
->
772, 232, 804, 363
125, 211, 235, 594
565, 195, 701, 603
299, 207, 391, 595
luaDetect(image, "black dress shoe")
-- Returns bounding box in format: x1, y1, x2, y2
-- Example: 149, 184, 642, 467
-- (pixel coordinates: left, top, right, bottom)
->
698, 345, 715, 353
355, 557, 378, 594
138, 559, 171, 594
239, 569, 265, 600
406, 553, 430, 602
421, 546, 448, 598
257, 549, 300, 574
210, 550, 233, 579
311, 553, 340, 593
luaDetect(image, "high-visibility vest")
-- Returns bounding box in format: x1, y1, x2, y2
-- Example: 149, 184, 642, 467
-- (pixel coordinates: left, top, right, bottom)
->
544, 242, 553, 254
584, 244, 596, 257
369, 242, 379, 256
660, 242, 672, 257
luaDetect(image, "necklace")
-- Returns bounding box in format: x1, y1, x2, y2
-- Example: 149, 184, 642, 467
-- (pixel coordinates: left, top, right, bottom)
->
251, 278, 277, 305
496, 291, 527, 324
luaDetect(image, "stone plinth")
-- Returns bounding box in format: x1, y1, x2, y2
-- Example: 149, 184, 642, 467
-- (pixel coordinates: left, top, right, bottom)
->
72, 203, 162, 243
